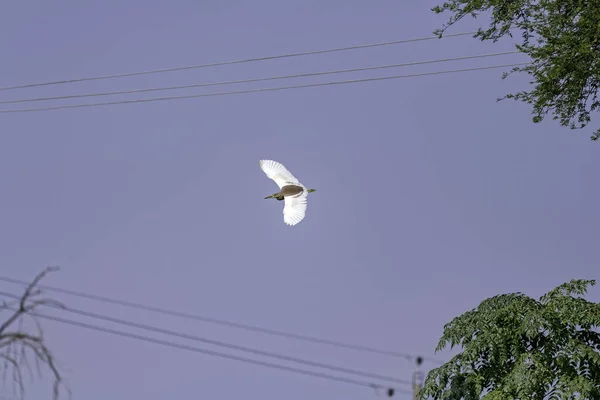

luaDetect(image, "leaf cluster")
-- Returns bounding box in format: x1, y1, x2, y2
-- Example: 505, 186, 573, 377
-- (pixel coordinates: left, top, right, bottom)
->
420, 280, 600, 399
432, 0, 600, 140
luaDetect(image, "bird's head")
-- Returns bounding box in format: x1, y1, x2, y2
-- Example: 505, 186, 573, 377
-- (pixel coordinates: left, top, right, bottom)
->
307, 189, 316, 193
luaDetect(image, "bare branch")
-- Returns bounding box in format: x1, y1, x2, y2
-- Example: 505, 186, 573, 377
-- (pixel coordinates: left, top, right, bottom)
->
0, 266, 67, 400
0, 267, 59, 335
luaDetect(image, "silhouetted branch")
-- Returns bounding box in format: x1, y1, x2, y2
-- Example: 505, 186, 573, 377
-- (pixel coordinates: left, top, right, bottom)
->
0, 266, 68, 400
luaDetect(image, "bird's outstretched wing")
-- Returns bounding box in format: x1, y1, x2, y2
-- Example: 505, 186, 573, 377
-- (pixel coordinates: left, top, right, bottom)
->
259, 160, 300, 189
283, 189, 308, 226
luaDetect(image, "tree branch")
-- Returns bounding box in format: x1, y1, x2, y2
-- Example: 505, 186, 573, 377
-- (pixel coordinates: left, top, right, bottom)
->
0, 266, 67, 400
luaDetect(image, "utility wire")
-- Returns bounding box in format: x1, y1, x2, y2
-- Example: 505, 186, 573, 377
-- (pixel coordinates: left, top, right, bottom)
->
0, 275, 439, 364
0, 31, 477, 92
0, 51, 522, 105
2, 306, 411, 394
0, 62, 530, 114
0, 290, 409, 385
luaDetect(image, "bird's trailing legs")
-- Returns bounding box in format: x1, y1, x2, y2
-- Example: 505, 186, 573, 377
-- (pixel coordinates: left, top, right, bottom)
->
265, 193, 285, 200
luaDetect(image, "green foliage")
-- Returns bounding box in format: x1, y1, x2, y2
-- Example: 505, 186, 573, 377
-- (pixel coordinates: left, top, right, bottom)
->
420, 280, 600, 399
432, 0, 600, 141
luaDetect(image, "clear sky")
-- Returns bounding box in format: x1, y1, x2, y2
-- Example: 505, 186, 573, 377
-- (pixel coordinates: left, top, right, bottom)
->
1, 1, 598, 400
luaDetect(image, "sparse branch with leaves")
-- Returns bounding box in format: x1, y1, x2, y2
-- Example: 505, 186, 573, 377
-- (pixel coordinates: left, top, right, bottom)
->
0, 267, 68, 400
432, 0, 600, 141
420, 279, 600, 399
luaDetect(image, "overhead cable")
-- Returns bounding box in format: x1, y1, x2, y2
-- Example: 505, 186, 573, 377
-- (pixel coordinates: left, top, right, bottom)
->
0, 62, 530, 114
0, 31, 477, 92
0, 275, 440, 363
0, 290, 409, 385
0, 51, 521, 105
3, 306, 411, 394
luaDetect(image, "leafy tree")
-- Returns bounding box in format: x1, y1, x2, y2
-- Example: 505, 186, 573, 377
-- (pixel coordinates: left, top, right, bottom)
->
420, 279, 600, 399
0, 267, 67, 400
432, 0, 600, 141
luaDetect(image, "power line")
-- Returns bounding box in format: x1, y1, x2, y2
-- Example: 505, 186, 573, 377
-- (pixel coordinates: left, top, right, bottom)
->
0, 31, 477, 92
4, 306, 411, 394
0, 62, 530, 114
0, 51, 522, 105
0, 275, 440, 364
0, 290, 409, 385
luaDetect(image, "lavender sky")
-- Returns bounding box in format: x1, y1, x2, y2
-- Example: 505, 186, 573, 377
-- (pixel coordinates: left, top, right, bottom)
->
1, 1, 598, 400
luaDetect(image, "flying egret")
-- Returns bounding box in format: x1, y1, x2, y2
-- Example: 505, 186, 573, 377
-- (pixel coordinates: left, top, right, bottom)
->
259, 159, 316, 226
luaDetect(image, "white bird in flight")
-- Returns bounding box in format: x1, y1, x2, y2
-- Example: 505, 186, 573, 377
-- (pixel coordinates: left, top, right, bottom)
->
259, 160, 316, 226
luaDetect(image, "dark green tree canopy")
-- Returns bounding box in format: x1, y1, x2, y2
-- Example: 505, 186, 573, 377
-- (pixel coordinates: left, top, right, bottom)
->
420, 279, 600, 399
432, 0, 600, 141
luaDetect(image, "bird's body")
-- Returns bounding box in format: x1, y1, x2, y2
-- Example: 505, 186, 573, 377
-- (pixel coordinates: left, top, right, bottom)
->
270, 184, 304, 200
259, 160, 316, 226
